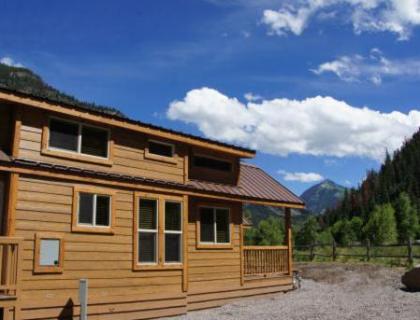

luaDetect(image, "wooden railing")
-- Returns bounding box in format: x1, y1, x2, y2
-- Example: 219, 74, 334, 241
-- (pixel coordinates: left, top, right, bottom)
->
243, 246, 289, 277
0, 237, 23, 297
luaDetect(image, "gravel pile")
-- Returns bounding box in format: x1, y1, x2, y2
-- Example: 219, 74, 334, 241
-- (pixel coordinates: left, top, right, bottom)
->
168, 263, 420, 320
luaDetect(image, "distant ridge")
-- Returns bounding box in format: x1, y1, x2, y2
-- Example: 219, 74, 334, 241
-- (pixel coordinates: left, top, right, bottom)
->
300, 179, 346, 215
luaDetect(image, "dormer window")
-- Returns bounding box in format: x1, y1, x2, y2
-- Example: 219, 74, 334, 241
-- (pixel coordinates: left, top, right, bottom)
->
193, 155, 232, 172
48, 118, 109, 159
145, 140, 176, 163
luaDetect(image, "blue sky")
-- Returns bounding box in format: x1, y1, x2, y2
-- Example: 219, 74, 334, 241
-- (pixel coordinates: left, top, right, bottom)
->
2, 0, 420, 194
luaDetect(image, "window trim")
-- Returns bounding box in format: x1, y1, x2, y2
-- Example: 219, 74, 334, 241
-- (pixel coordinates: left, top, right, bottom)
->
42, 116, 113, 166
192, 153, 233, 173
72, 186, 116, 235
144, 139, 177, 164
34, 233, 64, 274
133, 192, 186, 271
196, 203, 233, 250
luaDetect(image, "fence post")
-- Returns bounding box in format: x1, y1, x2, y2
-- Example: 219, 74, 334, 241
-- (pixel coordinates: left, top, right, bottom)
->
408, 239, 414, 265
366, 239, 371, 262
310, 243, 315, 261
332, 240, 337, 261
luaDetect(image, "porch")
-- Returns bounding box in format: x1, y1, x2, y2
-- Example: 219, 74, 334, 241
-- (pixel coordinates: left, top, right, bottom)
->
241, 207, 293, 282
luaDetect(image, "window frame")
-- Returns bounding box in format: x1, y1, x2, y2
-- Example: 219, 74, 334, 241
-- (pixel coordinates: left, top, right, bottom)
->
137, 197, 159, 266
34, 233, 64, 274
144, 139, 177, 164
133, 192, 186, 271
72, 186, 116, 235
192, 153, 233, 173
164, 200, 183, 264
42, 116, 113, 166
196, 204, 233, 250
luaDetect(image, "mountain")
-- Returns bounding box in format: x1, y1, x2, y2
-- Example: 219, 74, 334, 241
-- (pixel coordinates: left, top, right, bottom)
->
0, 63, 124, 117
300, 180, 346, 215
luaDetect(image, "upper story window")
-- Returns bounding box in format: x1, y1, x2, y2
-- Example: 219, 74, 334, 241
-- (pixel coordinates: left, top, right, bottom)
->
193, 155, 232, 172
148, 140, 174, 157
48, 118, 109, 159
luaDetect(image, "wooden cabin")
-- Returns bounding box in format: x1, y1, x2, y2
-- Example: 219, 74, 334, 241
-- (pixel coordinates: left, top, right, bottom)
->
0, 88, 304, 319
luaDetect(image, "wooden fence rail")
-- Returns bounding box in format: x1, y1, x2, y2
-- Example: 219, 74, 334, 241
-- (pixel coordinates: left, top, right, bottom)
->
294, 239, 420, 264
243, 246, 289, 277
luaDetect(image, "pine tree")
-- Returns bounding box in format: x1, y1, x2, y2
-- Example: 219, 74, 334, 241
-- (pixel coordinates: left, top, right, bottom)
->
363, 203, 397, 245
394, 192, 419, 243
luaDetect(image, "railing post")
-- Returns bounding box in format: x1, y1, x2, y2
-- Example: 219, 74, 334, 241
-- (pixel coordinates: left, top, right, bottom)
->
408, 238, 413, 265
285, 208, 293, 275
80, 279, 88, 320
366, 239, 371, 262
332, 240, 337, 261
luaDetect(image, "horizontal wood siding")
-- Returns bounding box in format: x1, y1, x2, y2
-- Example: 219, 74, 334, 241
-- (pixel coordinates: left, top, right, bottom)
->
0, 103, 12, 153
15, 176, 185, 319
18, 109, 187, 183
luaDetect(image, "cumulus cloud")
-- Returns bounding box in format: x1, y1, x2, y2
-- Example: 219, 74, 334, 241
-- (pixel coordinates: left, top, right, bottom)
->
244, 92, 263, 102
262, 0, 420, 40
0, 56, 24, 68
278, 170, 324, 183
167, 87, 420, 161
312, 48, 420, 84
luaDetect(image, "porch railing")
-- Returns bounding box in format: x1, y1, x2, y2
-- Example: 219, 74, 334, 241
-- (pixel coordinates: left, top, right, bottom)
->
243, 246, 289, 277
0, 237, 23, 297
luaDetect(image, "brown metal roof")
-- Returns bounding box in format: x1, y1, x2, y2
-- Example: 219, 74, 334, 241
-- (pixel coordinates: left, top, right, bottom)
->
3, 157, 303, 206
188, 163, 303, 205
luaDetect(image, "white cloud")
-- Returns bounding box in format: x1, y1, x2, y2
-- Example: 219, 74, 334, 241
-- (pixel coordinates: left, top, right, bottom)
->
278, 170, 324, 183
0, 56, 24, 68
312, 48, 420, 84
244, 92, 263, 101
167, 87, 420, 161
261, 0, 420, 40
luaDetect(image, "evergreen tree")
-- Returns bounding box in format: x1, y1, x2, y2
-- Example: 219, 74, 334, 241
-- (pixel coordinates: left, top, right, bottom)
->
295, 217, 318, 245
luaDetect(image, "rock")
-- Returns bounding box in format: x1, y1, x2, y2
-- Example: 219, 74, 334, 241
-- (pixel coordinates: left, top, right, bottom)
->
402, 267, 420, 291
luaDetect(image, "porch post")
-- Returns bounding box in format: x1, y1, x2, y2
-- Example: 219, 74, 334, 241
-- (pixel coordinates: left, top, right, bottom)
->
284, 207, 293, 276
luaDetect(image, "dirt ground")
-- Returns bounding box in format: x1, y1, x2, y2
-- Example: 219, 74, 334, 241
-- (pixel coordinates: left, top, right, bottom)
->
168, 263, 420, 320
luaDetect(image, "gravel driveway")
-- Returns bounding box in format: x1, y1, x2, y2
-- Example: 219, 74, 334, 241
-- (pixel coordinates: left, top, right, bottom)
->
168, 263, 420, 320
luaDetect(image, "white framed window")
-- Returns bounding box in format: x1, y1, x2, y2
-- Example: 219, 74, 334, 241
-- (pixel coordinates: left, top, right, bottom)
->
164, 201, 182, 263
148, 140, 174, 158
138, 198, 159, 264
78, 193, 111, 227
199, 207, 230, 244
48, 117, 110, 159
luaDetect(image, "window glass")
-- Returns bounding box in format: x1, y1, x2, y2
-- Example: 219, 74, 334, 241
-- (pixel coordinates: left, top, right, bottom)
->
165, 234, 181, 263
81, 126, 108, 158
193, 156, 232, 172
165, 202, 181, 231
216, 209, 230, 243
200, 208, 215, 242
39, 239, 60, 266
49, 119, 78, 151
149, 141, 173, 157
79, 193, 94, 224
139, 233, 157, 263
139, 199, 157, 230
96, 196, 110, 226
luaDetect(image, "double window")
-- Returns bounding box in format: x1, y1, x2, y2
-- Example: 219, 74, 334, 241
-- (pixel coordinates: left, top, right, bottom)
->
48, 118, 110, 159
72, 187, 115, 234
135, 193, 184, 269
199, 207, 230, 244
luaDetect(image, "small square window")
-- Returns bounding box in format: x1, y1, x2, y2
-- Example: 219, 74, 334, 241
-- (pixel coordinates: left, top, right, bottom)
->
34, 233, 64, 274
199, 207, 230, 245
148, 141, 174, 158
81, 126, 109, 158
72, 188, 114, 234
49, 119, 79, 152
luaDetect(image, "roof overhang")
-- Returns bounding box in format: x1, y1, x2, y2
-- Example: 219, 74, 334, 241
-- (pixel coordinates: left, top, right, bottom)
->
0, 90, 256, 158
